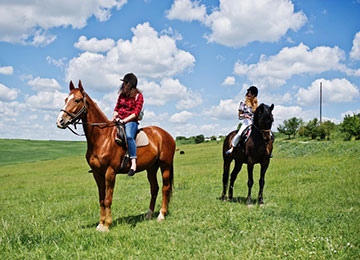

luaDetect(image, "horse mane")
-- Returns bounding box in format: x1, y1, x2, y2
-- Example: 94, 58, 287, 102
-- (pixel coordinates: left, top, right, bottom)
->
84, 92, 110, 122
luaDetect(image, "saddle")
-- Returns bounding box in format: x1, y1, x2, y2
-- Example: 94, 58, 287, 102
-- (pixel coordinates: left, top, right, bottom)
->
234, 126, 252, 148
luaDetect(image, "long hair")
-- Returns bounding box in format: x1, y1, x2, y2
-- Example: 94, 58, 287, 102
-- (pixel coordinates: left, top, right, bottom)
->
245, 96, 258, 112
119, 85, 141, 99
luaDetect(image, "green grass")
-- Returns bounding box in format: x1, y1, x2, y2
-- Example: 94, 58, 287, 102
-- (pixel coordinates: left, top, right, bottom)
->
0, 139, 86, 166
0, 139, 359, 259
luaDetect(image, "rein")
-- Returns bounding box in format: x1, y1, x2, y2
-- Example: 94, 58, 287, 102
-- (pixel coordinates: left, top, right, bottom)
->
61, 93, 115, 136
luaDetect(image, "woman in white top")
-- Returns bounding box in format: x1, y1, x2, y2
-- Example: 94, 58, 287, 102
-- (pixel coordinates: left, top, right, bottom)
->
226, 86, 258, 154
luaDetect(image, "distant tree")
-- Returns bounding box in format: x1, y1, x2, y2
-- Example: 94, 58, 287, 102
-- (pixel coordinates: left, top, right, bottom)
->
304, 118, 320, 139
321, 120, 336, 140
277, 117, 302, 139
194, 134, 205, 144
340, 113, 360, 140
211, 135, 217, 141
176, 136, 187, 141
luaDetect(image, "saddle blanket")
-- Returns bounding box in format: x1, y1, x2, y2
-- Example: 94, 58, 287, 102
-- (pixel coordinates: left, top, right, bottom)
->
135, 129, 149, 147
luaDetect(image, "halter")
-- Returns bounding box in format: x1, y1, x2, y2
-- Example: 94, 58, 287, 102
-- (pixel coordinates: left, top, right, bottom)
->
252, 124, 272, 143
60, 93, 114, 136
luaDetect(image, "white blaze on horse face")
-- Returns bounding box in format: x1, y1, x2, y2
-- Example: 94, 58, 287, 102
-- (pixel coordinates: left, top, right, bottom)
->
56, 94, 74, 127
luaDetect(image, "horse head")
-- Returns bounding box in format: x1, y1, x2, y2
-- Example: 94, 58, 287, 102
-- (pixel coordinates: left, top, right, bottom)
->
56, 80, 87, 129
253, 103, 274, 141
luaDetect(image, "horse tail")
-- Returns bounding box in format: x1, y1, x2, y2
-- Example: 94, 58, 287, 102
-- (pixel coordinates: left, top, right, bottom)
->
168, 163, 174, 203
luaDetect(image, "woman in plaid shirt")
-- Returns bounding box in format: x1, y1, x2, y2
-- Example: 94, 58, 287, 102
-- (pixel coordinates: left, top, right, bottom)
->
112, 73, 144, 176
226, 86, 258, 154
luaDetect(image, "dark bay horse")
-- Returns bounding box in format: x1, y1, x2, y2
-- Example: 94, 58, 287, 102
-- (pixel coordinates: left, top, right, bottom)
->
56, 81, 175, 231
222, 103, 274, 206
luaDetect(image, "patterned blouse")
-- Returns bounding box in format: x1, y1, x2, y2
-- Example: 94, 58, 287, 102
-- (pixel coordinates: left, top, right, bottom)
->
114, 93, 144, 122
238, 101, 254, 119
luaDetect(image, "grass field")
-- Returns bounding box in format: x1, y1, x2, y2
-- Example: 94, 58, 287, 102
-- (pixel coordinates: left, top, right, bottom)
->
0, 139, 359, 259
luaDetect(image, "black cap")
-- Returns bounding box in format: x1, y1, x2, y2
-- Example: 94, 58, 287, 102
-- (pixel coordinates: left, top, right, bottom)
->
247, 86, 258, 97
121, 73, 138, 88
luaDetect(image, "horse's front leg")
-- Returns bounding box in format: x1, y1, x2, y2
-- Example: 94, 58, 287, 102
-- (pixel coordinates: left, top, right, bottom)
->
102, 167, 116, 231
222, 158, 231, 200
258, 160, 269, 205
246, 164, 254, 206
93, 171, 106, 231
228, 161, 242, 201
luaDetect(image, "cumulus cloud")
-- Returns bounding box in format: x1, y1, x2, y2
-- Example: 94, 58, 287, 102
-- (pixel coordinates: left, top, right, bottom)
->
26, 90, 68, 111
296, 78, 360, 106
74, 36, 115, 52
234, 43, 346, 88
0, 83, 18, 101
0, 66, 14, 75
0, 0, 127, 45
166, 0, 307, 47
203, 98, 239, 120
66, 22, 195, 91
141, 78, 202, 110
27, 77, 62, 92
169, 111, 194, 123
350, 31, 360, 60
222, 76, 236, 86
0, 101, 26, 117
166, 0, 206, 22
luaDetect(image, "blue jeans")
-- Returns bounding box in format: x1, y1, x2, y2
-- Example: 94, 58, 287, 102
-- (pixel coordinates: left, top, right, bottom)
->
125, 121, 138, 159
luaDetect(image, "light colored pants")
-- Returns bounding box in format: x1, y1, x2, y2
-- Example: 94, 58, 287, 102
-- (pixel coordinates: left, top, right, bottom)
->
232, 118, 251, 147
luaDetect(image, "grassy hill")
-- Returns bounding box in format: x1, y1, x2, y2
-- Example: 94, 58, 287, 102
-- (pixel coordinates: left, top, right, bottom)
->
0, 139, 359, 259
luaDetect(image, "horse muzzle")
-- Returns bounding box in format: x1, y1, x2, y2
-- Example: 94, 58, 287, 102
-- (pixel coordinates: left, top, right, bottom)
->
56, 111, 70, 129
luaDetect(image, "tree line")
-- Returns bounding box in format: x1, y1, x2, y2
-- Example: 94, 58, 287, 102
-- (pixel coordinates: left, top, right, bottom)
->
277, 113, 360, 140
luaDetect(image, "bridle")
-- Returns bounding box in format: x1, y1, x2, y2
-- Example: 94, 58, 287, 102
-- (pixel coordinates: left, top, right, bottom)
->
60, 93, 114, 136
252, 124, 272, 143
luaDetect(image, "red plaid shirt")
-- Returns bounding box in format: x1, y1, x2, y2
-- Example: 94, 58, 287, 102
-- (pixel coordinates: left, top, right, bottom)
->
114, 93, 144, 121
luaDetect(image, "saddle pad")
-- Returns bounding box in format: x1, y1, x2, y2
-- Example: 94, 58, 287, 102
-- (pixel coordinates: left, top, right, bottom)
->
136, 129, 149, 147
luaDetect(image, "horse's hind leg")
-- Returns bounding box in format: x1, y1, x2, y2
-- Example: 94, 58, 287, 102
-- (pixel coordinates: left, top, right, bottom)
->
222, 158, 231, 200
258, 161, 269, 205
158, 163, 173, 222
146, 163, 160, 220
228, 161, 242, 201
246, 164, 254, 206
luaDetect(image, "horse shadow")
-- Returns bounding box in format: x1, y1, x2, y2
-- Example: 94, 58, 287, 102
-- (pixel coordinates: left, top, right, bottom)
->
82, 211, 164, 229
217, 196, 257, 205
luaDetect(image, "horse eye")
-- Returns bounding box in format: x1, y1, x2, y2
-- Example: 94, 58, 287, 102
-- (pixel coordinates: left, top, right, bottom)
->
74, 99, 81, 103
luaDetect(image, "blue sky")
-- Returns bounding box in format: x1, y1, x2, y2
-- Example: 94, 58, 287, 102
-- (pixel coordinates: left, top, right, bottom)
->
0, 0, 359, 140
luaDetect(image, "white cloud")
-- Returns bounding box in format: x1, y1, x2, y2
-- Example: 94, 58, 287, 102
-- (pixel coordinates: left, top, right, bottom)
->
27, 77, 62, 92
222, 76, 235, 86
296, 78, 360, 106
74, 36, 115, 52
26, 90, 68, 111
350, 31, 360, 60
341, 109, 360, 118
234, 43, 346, 88
169, 111, 194, 123
141, 78, 202, 110
46, 56, 67, 68
66, 22, 195, 91
166, 0, 206, 22
0, 0, 127, 45
0, 83, 18, 101
203, 98, 239, 120
167, 0, 307, 47
0, 101, 26, 117
0, 66, 14, 75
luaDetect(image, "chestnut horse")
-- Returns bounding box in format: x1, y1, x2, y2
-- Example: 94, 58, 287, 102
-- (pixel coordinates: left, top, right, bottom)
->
222, 103, 274, 206
56, 81, 175, 232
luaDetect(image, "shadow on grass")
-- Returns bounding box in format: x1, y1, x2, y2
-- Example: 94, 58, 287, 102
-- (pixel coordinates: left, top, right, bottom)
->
217, 196, 257, 205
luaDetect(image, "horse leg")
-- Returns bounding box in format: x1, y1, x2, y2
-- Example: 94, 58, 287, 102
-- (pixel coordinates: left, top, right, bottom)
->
158, 163, 173, 222
246, 164, 254, 206
258, 161, 269, 205
146, 163, 160, 220
228, 161, 242, 201
222, 158, 231, 200
93, 171, 106, 231
98, 167, 116, 232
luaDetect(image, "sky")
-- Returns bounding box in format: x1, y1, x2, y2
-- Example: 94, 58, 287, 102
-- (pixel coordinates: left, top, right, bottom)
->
0, 0, 359, 141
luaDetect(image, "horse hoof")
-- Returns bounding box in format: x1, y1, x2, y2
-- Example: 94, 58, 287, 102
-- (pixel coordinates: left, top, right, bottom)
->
96, 223, 109, 232
157, 212, 165, 222
247, 204, 253, 208
145, 209, 153, 220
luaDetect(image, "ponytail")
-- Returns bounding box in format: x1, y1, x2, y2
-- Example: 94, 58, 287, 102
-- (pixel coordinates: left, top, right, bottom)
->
245, 96, 258, 112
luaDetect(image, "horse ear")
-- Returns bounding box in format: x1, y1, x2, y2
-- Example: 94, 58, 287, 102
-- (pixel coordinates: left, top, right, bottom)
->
69, 81, 75, 91
78, 80, 84, 93
270, 104, 274, 111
